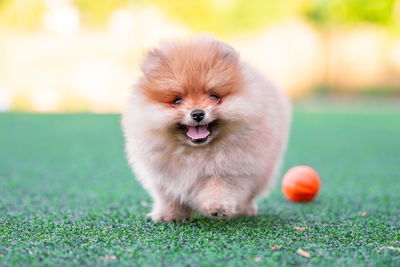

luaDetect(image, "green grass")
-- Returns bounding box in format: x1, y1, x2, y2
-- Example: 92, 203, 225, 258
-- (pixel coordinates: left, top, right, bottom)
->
1, 111, 399, 266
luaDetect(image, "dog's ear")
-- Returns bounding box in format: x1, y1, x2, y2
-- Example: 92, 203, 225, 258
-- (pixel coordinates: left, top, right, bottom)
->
218, 42, 239, 62
140, 48, 166, 75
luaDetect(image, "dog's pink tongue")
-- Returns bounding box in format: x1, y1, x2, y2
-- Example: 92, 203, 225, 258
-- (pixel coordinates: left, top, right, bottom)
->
187, 126, 210, 140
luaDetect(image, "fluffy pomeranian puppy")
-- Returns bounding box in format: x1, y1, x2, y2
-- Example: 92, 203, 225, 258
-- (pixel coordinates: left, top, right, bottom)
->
122, 36, 291, 222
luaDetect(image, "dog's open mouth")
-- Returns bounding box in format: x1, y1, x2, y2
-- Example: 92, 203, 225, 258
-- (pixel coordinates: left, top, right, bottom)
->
179, 121, 217, 144
187, 125, 210, 140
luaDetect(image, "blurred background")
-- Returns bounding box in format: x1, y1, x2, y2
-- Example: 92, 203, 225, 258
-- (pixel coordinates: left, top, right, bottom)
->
0, 0, 400, 112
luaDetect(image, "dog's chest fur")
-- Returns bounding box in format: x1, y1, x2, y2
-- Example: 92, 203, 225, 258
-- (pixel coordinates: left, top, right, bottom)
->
144, 140, 264, 203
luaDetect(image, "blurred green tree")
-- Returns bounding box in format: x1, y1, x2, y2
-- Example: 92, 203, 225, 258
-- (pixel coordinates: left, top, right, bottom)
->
0, 0, 398, 32
73, 0, 130, 26
151, 0, 399, 34
0, 0, 46, 30
304, 0, 398, 27
150, 0, 303, 35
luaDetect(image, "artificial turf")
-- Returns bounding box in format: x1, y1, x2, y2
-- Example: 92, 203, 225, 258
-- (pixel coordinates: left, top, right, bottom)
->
0, 110, 399, 266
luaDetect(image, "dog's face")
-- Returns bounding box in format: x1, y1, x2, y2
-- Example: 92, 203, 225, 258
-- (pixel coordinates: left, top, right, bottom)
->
138, 39, 245, 147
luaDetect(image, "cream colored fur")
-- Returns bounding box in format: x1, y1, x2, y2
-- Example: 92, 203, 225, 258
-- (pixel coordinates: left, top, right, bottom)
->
122, 37, 291, 222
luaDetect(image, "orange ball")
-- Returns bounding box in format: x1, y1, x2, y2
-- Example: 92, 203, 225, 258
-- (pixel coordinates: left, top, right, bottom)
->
282, 166, 320, 202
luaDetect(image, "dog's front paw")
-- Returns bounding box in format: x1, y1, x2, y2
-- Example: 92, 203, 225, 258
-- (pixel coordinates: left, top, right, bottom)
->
200, 200, 238, 217
239, 202, 258, 217
147, 211, 192, 223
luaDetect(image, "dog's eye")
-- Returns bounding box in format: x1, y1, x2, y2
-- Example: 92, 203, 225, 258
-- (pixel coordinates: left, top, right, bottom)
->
172, 97, 183, 105
209, 94, 220, 101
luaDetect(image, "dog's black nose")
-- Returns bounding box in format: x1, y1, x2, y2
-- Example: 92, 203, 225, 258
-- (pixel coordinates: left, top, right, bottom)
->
191, 109, 205, 122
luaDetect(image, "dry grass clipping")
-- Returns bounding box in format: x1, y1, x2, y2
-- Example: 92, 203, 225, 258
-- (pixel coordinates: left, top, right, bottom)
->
297, 249, 311, 258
